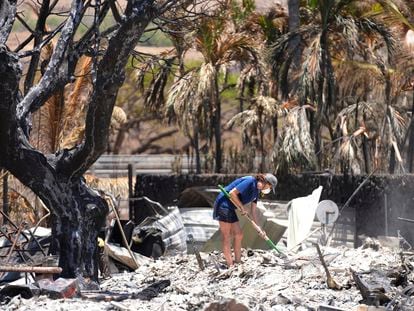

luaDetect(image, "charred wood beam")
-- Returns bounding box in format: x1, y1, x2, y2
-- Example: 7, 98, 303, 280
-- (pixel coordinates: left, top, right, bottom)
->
81, 279, 171, 302
63, 0, 156, 178
314, 243, 342, 290
0, 0, 17, 45
351, 269, 391, 306
0, 266, 62, 274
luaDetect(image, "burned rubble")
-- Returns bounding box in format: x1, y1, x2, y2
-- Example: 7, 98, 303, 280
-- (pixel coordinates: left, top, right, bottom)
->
1, 238, 414, 310
1, 187, 414, 311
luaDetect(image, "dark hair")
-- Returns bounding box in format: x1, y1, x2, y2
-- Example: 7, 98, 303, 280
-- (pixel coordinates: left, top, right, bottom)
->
255, 174, 267, 183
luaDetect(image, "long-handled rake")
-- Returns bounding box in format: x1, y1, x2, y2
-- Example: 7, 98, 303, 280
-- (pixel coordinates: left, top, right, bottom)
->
218, 185, 283, 255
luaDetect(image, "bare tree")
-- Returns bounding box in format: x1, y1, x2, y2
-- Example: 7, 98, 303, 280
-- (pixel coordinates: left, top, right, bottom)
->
0, 0, 198, 281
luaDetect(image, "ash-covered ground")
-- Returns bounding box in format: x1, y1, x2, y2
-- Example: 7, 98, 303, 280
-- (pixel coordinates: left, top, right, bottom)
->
3, 243, 414, 311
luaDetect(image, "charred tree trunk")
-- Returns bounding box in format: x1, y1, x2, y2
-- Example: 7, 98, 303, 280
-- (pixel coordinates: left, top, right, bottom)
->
281, 0, 301, 99
48, 183, 107, 279
0, 0, 162, 281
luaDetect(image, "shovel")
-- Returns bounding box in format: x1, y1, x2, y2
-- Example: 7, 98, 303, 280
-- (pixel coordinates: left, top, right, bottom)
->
218, 185, 284, 255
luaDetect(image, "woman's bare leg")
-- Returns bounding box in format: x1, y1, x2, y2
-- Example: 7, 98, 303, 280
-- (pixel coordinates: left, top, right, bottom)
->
231, 221, 243, 263
219, 221, 233, 266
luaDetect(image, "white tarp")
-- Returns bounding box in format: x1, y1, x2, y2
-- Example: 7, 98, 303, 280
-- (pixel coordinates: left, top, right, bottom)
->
287, 186, 323, 250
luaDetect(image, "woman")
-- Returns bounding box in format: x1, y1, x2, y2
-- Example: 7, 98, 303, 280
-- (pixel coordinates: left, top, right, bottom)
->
213, 173, 278, 267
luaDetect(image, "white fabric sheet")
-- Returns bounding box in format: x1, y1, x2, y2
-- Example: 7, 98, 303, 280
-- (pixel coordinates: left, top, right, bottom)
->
287, 186, 323, 249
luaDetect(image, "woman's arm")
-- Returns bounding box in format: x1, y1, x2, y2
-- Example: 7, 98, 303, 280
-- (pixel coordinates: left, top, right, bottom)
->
229, 188, 247, 215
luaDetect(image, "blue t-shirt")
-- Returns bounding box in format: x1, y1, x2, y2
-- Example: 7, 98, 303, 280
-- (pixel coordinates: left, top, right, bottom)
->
214, 176, 258, 210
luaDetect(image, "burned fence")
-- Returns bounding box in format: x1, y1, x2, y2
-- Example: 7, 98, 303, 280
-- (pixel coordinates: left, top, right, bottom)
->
135, 173, 414, 247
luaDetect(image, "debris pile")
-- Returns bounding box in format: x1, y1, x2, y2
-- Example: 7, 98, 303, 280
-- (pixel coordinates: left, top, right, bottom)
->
2, 241, 414, 310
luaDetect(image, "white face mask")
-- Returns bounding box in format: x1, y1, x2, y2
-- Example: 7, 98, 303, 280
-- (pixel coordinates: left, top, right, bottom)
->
262, 188, 271, 195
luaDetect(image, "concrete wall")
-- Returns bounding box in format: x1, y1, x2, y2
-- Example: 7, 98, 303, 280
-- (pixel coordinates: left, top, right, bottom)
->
135, 173, 414, 246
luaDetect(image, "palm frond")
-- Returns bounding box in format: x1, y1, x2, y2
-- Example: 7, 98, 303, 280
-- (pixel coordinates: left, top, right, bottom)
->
386, 105, 406, 144
144, 58, 175, 111
165, 70, 198, 136
274, 106, 316, 170
376, 0, 414, 31
60, 56, 93, 149
227, 110, 258, 130
85, 175, 129, 198
356, 18, 397, 60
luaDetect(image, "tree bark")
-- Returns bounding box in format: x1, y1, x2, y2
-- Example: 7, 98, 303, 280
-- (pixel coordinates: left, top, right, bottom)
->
0, 0, 160, 281
283, 0, 301, 99
48, 182, 107, 279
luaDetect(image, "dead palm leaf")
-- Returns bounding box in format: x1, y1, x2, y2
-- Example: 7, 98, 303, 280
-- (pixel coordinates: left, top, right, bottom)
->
274, 106, 316, 171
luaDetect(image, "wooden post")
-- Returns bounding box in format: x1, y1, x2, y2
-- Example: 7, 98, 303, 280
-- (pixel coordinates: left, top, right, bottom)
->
2, 170, 8, 224
128, 164, 135, 222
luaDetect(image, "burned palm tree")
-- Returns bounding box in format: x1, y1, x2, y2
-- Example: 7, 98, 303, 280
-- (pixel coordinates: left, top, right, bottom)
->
333, 100, 406, 174
273, 105, 317, 174
330, 0, 414, 173
224, 5, 288, 170
227, 96, 286, 171
269, 0, 398, 169
192, 14, 257, 172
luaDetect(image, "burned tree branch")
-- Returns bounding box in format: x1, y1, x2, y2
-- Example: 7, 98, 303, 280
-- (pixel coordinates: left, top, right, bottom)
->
109, 0, 122, 23
63, 0, 157, 178
18, 0, 84, 122
18, 22, 65, 58
15, 13, 36, 34
23, 0, 51, 94
133, 129, 179, 154
13, 33, 34, 53
0, 0, 17, 45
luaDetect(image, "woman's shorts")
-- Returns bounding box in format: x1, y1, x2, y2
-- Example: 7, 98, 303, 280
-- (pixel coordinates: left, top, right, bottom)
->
213, 203, 239, 223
